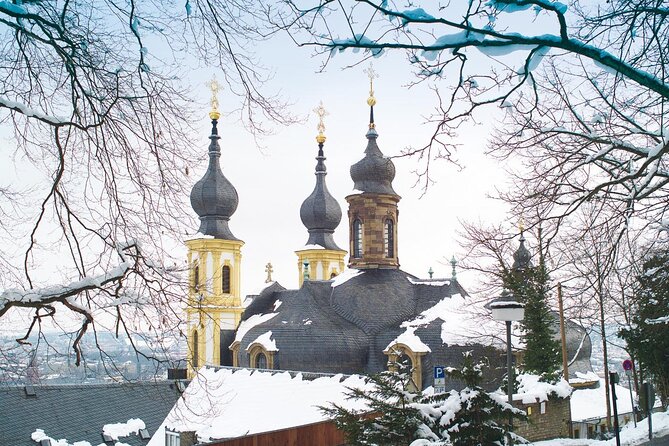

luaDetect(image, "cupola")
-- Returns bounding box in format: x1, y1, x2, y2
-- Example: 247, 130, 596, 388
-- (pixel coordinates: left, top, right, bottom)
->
299, 103, 343, 250
189, 96, 239, 240
512, 230, 532, 271
346, 65, 400, 270
296, 102, 347, 286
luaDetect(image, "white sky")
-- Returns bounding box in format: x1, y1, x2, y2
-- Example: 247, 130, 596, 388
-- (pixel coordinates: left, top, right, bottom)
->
186, 32, 512, 296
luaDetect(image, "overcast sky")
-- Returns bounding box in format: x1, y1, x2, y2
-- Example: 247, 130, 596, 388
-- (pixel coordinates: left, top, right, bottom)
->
185, 31, 514, 296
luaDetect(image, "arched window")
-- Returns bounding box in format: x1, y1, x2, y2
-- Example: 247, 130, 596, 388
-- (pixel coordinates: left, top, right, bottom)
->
353, 219, 363, 258
192, 330, 199, 369
193, 263, 200, 292
384, 219, 394, 258
255, 352, 268, 369
221, 265, 231, 294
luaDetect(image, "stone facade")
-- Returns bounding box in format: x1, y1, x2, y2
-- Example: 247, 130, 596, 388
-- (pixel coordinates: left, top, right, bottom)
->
346, 193, 399, 269
514, 396, 572, 442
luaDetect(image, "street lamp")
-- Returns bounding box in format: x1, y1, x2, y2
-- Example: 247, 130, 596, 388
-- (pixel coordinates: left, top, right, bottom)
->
490, 289, 525, 445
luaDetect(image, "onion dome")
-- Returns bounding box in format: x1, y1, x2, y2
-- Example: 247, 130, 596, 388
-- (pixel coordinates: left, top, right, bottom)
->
512, 231, 532, 271
299, 104, 343, 250
190, 116, 239, 240
350, 65, 397, 196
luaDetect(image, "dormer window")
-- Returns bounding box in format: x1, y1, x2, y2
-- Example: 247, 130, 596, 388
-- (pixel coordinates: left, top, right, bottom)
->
353, 219, 363, 258
384, 219, 394, 258
255, 352, 268, 369
221, 265, 231, 294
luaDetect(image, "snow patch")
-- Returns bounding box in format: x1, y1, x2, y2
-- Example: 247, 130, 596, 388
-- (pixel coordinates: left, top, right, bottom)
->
331, 268, 363, 287
103, 418, 146, 440
234, 312, 278, 343
247, 331, 278, 352
386, 326, 431, 353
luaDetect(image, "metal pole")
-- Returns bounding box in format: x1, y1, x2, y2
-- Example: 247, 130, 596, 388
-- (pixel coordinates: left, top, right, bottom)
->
610, 372, 621, 446
645, 382, 653, 440
507, 320, 514, 446
627, 374, 636, 427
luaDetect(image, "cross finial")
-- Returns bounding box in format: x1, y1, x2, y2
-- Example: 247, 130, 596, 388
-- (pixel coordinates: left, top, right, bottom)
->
451, 255, 457, 281
208, 77, 221, 120
363, 63, 379, 128
314, 101, 328, 144
265, 262, 273, 283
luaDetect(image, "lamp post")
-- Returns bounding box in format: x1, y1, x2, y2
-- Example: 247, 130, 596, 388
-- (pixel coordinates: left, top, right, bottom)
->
490, 290, 525, 446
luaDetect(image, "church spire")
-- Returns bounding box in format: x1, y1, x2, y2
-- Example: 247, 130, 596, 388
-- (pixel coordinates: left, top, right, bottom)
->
512, 220, 532, 271
347, 66, 401, 270
299, 102, 343, 250
189, 78, 239, 240
296, 102, 346, 286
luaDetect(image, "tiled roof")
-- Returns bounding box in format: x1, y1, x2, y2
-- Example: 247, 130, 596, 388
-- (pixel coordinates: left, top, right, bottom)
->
0, 381, 182, 446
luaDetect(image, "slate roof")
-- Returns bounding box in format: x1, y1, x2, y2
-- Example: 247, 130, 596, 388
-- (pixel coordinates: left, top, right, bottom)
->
233, 268, 492, 385
0, 381, 182, 446
299, 142, 344, 251
190, 119, 239, 240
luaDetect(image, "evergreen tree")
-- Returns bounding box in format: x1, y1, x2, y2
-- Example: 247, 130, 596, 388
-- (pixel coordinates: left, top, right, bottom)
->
504, 235, 561, 379
323, 354, 525, 446
320, 363, 424, 446
418, 353, 526, 446
620, 252, 669, 409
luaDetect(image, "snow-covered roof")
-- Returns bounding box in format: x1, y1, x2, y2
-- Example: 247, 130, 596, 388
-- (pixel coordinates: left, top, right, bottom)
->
570, 377, 661, 422
505, 374, 572, 404
330, 268, 363, 287
386, 326, 431, 353
400, 293, 522, 349
148, 367, 372, 445
247, 331, 278, 352
234, 312, 278, 343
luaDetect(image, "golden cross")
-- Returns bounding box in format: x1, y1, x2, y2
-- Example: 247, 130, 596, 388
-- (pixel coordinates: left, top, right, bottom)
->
364, 63, 379, 102
208, 77, 221, 120
314, 101, 328, 143
265, 262, 274, 283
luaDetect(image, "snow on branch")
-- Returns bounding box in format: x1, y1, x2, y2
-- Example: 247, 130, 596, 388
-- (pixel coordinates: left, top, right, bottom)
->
0, 243, 136, 318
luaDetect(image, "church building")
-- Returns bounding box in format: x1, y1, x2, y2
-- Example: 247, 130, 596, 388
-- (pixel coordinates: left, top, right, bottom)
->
182, 75, 593, 390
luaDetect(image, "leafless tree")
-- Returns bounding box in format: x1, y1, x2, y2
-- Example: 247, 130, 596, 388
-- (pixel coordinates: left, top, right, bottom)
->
0, 0, 292, 380
271, 0, 669, 232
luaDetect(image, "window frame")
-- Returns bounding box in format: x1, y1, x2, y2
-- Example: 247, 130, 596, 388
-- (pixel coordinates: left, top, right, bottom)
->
352, 218, 363, 258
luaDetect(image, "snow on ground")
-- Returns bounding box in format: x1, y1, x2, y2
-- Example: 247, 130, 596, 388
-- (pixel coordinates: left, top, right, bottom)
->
147, 367, 373, 446
531, 409, 669, 445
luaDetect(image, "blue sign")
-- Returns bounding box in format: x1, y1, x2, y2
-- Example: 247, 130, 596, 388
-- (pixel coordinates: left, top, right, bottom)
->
434, 366, 445, 379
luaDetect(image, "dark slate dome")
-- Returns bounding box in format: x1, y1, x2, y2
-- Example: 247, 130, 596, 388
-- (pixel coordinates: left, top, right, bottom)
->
350, 128, 397, 195
235, 281, 369, 374
299, 143, 343, 250
190, 120, 239, 240
512, 232, 532, 271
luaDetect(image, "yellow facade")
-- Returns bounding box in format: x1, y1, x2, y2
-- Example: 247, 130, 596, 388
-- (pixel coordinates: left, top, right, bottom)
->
295, 248, 346, 287
185, 237, 244, 377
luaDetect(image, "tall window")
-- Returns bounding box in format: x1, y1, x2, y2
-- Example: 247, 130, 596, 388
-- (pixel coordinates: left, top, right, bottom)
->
193, 263, 200, 292
384, 219, 394, 258
221, 265, 231, 294
255, 352, 268, 369
192, 330, 199, 369
353, 219, 363, 258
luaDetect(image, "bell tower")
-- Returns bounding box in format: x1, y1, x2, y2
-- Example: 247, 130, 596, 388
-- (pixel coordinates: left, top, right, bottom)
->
185, 80, 244, 377
346, 65, 400, 270
296, 102, 346, 285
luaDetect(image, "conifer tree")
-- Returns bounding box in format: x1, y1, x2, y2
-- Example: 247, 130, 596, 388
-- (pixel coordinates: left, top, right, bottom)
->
418, 353, 526, 446
322, 354, 525, 446
504, 233, 561, 379
320, 363, 424, 446
620, 252, 669, 409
